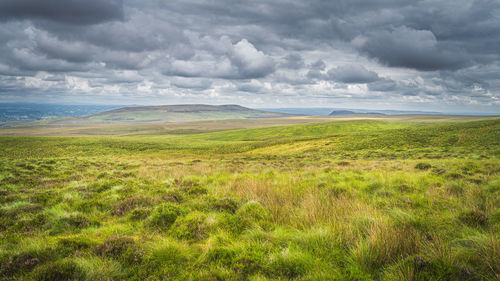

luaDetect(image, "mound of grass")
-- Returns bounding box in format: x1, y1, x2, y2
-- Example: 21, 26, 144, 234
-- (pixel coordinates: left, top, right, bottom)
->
149, 203, 187, 230
0, 248, 55, 278
170, 211, 209, 240
235, 201, 272, 230
31, 259, 86, 281
415, 162, 432, 170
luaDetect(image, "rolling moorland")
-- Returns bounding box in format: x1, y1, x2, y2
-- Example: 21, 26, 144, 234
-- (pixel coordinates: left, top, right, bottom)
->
0, 108, 499, 280
0, 104, 292, 128
0, 104, 122, 122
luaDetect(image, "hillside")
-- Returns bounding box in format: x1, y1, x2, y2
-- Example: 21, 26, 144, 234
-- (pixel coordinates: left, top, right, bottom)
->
0, 104, 293, 128
86, 104, 291, 123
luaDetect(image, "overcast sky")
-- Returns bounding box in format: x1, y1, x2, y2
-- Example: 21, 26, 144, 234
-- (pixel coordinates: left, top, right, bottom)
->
0, 0, 499, 113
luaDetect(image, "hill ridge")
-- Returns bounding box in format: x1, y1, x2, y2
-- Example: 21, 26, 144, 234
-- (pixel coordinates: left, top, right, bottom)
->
84, 103, 292, 123
100, 104, 253, 114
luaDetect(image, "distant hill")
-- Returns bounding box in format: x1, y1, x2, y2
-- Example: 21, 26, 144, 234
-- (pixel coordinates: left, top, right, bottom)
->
329, 110, 385, 115
260, 107, 442, 116
84, 104, 292, 123
329, 110, 356, 115
0, 103, 121, 121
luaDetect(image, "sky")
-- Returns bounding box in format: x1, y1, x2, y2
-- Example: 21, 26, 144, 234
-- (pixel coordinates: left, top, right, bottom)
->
0, 0, 499, 113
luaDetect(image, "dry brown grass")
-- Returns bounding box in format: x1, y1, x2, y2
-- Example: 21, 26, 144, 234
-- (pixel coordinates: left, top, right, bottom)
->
353, 220, 422, 272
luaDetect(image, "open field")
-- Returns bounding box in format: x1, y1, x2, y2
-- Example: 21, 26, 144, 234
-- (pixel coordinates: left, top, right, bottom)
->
0, 116, 499, 280
0, 117, 334, 137
0, 114, 496, 137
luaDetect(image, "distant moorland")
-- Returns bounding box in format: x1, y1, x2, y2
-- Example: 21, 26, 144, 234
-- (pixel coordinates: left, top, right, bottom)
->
0, 107, 499, 280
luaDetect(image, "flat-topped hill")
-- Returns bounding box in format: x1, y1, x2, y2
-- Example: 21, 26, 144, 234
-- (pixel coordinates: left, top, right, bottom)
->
102, 104, 252, 113
86, 104, 291, 122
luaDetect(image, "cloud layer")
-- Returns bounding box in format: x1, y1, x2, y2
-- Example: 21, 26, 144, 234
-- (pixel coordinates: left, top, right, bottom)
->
0, 0, 499, 113
0, 0, 124, 25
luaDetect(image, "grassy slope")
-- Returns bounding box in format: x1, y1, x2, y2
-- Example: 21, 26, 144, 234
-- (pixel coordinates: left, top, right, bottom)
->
0, 117, 499, 280
64, 104, 291, 123
0, 104, 292, 132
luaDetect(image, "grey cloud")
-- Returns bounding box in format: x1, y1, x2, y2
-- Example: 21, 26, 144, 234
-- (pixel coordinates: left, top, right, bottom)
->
237, 81, 265, 94
159, 0, 499, 71
37, 13, 191, 55
368, 79, 397, 92
28, 28, 97, 63
280, 54, 305, 69
306, 69, 325, 80
327, 65, 380, 84
355, 27, 467, 71
166, 39, 275, 79
0, 0, 123, 25
310, 60, 326, 70
170, 77, 213, 90
83, 16, 189, 53
230, 39, 276, 78
10, 47, 89, 72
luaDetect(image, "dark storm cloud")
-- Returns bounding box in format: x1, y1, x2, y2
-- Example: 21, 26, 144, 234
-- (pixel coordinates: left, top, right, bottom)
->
355, 27, 468, 71
327, 65, 380, 84
0, 0, 123, 25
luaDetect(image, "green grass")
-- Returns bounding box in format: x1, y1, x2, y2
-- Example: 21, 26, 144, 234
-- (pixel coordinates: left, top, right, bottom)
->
0, 117, 499, 280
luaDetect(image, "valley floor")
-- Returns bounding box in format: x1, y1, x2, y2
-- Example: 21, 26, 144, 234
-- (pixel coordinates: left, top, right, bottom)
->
0, 116, 499, 280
